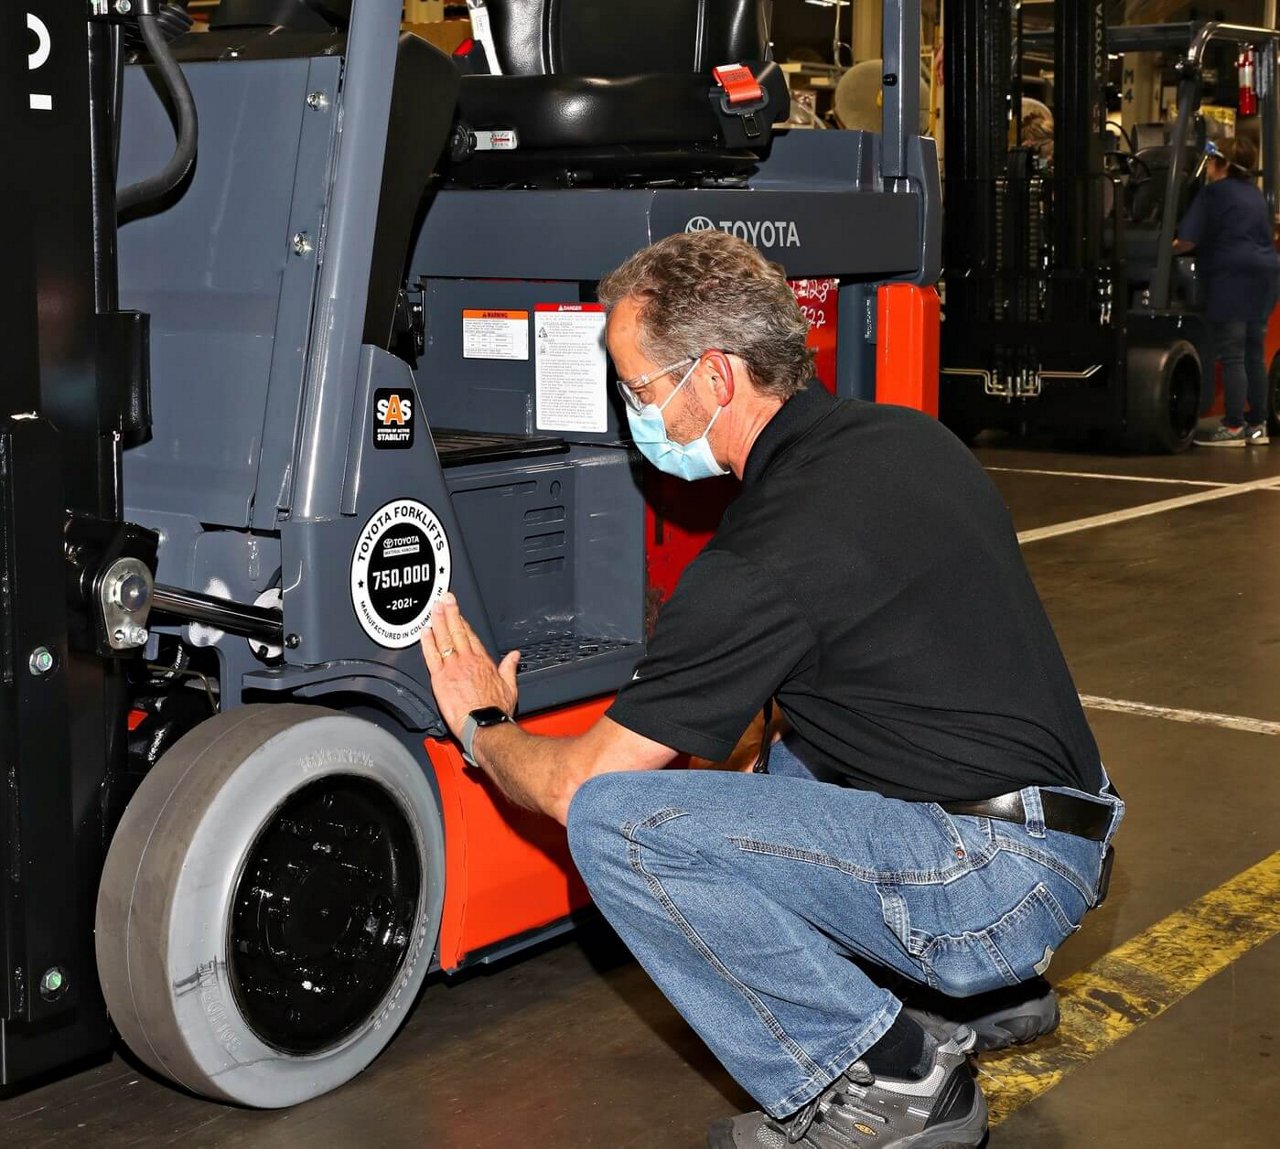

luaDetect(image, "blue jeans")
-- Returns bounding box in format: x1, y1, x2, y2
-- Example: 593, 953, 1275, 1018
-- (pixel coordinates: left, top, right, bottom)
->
1215, 274, 1276, 427
566, 743, 1123, 1119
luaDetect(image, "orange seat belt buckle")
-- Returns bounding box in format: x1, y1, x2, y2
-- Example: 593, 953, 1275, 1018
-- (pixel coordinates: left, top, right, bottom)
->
713, 63, 764, 106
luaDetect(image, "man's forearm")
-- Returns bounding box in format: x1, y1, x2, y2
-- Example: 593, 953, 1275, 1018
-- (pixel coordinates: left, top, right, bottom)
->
470, 723, 583, 821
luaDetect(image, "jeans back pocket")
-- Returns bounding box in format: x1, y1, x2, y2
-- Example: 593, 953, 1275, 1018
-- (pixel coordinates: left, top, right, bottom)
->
919, 882, 1080, 996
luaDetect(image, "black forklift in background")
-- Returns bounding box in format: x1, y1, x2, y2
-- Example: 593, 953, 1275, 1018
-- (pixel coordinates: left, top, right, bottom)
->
940, 4, 1280, 452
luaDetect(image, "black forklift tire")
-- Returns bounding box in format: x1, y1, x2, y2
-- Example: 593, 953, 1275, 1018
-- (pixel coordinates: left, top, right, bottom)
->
1268, 354, 1280, 436
95, 704, 445, 1108
1124, 340, 1201, 453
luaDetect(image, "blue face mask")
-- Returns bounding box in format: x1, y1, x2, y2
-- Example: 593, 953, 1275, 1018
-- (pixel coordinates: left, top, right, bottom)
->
624, 360, 729, 481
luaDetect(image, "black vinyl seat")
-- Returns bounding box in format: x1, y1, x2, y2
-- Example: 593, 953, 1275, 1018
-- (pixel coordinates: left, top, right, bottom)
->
1127, 144, 1203, 224
447, 0, 789, 184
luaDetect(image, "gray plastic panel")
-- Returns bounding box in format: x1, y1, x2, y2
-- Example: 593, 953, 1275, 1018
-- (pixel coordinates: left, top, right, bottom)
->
748, 127, 880, 189
416, 280, 625, 443
118, 57, 332, 529
443, 444, 645, 715
253, 56, 346, 530
645, 190, 923, 279
273, 347, 641, 726
416, 186, 924, 281
277, 347, 494, 713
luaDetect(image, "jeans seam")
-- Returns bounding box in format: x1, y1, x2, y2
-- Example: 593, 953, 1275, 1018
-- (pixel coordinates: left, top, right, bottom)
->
995, 837, 1097, 902
769, 997, 901, 1118
623, 814, 825, 1083
728, 836, 968, 885
922, 881, 1068, 989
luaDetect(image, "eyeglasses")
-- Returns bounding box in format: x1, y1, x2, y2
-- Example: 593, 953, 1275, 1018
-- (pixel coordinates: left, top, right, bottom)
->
614, 357, 696, 413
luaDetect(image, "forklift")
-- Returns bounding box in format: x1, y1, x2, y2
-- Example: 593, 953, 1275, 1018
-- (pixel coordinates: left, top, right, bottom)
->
939, 6, 1280, 452
2, 0, 939, 1109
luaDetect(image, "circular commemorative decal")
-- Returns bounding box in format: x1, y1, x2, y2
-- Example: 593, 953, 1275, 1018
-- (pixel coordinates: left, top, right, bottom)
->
350, 499, 451, 649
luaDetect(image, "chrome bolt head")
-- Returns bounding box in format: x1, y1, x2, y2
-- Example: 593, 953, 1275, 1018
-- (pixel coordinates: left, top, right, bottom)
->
306, 91, 329, 111
28, 647, 55, 676
292, 232, 313, 257
114, 0, 132, 14
118, 573, 151, 613
39, 966, 67, 999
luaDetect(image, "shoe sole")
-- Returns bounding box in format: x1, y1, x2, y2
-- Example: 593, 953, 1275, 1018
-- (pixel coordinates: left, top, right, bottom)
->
970, 997, 1060, 1053
904, 997, 1059, 1055
1195, 439, 1246, 447
706, 1083, 988, 1149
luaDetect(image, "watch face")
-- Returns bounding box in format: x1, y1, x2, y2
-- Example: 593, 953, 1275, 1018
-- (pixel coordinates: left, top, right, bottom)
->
470, 706, 511, 727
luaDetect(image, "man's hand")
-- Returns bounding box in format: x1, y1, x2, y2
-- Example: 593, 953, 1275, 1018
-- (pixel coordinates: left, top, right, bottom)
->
420, 593, 519, 738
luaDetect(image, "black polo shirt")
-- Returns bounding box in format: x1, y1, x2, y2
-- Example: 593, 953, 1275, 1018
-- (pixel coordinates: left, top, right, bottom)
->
606, 384, 1103, 803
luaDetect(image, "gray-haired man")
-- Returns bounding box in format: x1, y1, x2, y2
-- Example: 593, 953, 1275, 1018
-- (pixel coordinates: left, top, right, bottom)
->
422, 230, 1121, 1148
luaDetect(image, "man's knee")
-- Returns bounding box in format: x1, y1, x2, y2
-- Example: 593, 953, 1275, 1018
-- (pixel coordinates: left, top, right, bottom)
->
565, 772, 644, 872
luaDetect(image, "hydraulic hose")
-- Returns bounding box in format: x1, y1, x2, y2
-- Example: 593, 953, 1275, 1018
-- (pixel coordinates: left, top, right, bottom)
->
116, 9, 198, 215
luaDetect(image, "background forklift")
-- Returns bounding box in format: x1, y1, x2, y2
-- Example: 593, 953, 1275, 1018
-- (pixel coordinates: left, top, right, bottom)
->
939, 5, 1280, 452
2, 0, 938, 1110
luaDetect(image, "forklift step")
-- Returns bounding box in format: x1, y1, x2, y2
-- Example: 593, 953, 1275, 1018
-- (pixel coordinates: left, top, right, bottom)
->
516, 632, 637, 674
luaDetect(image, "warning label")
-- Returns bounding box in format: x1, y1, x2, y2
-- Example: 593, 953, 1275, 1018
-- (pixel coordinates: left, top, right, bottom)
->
373, 388, 415, 450
534, 303, 607, 433
350, 499, 451, 649
462, 308, 529, 361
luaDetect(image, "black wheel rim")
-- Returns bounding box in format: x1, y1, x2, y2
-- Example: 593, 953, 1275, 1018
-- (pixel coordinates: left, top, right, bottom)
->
228, 776, 421, 1055
1168, 358, 1200, 440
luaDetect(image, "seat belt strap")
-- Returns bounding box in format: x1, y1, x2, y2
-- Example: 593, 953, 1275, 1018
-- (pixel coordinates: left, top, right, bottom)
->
466, 0, 503, 76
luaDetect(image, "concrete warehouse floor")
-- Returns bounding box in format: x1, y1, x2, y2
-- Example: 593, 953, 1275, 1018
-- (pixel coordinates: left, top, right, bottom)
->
5, 432, 1280, 1148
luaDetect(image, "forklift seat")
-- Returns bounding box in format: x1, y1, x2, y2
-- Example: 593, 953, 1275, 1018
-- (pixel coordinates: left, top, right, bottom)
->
1128, 144, 1202, 225
448, 0, 789, 183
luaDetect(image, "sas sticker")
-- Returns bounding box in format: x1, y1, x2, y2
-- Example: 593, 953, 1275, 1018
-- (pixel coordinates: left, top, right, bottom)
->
374, 388, 414, 450
350, 499, 451, 649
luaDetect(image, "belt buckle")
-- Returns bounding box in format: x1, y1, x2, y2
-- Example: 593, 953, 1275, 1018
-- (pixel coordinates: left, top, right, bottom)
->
1095, 845, 1115, 907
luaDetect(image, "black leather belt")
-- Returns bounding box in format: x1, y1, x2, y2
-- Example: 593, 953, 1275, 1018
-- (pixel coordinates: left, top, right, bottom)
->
939, 789, 1113, 842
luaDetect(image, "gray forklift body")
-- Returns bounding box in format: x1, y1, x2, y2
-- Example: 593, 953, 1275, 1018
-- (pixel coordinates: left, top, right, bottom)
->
116, 1, 940, 734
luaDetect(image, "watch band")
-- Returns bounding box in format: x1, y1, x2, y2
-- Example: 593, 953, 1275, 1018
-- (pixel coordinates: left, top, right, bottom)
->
461, 709, 512, 766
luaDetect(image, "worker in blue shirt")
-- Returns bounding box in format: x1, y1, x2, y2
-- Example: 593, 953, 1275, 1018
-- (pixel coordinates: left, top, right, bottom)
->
1175, 135, 1280, 446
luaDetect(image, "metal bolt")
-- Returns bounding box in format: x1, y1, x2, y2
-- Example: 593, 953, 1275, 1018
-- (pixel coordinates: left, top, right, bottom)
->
291, 232, 313, 257
118, 573, 151, 613
39, 966, 67, 1000
306, 91, 329, 111
113, 0, 132, 13
285, 633, 301, 649
125, 624, 149, 647
28, 647, 55, 676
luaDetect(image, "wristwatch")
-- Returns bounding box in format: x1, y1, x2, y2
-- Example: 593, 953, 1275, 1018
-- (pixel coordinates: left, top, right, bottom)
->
460, 706, 514, 766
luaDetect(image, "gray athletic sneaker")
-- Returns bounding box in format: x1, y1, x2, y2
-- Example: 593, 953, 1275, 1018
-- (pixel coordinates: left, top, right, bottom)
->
706, 1028, 986, 1149
904, 977, 1060, 1054
1194, 422, 1247, 447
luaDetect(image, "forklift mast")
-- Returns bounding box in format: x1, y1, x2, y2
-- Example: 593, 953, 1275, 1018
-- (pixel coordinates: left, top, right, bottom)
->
0, 3, 136, 1082
942, 0, 1119, 400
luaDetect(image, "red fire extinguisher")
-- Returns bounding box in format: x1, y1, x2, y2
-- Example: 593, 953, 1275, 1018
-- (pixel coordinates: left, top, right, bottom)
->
1238, 45, 1257, 117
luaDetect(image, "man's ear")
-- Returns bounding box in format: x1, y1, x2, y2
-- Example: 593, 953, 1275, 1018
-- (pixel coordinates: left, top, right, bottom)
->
702, 350, 736, 407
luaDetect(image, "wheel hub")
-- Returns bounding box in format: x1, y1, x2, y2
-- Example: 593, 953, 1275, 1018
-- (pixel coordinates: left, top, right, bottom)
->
228, 776, 421, 1055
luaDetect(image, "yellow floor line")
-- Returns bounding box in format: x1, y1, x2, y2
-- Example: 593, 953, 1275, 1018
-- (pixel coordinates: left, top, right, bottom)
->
982, 849, 1280, 1124
1080, 693, 1280, 737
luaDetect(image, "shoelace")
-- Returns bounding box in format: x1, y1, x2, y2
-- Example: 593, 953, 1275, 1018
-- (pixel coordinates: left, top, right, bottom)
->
781, 1063, 889, 1146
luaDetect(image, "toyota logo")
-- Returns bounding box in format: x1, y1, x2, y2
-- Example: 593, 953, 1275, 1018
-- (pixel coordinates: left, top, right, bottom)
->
684, 216, 717, 232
